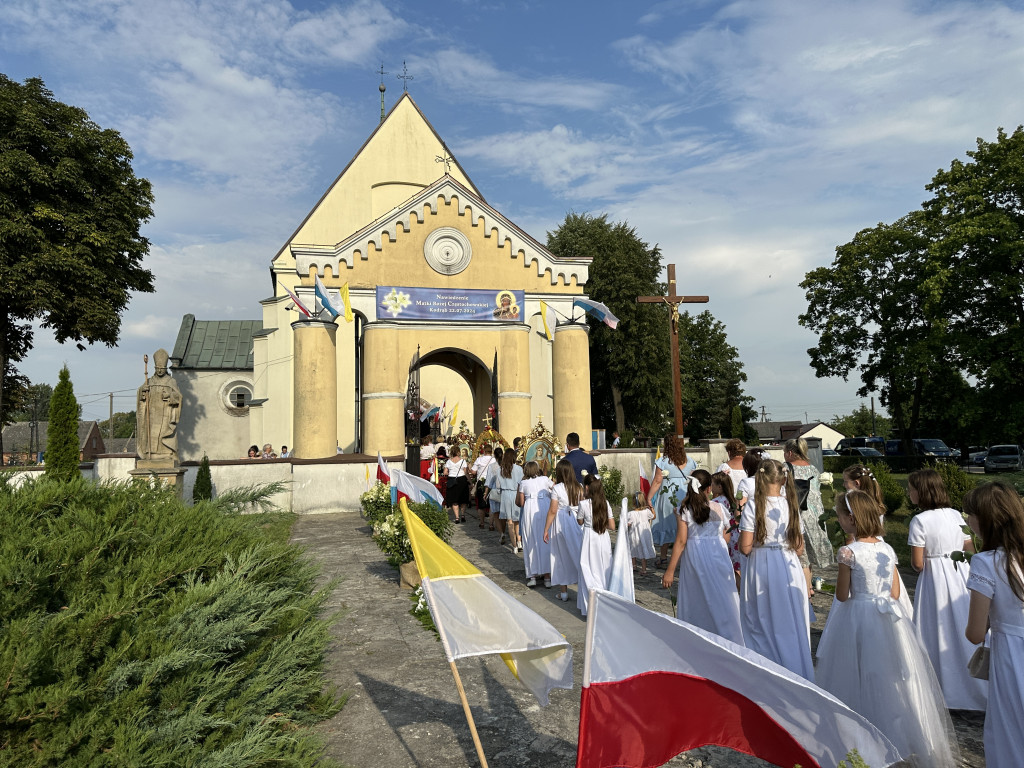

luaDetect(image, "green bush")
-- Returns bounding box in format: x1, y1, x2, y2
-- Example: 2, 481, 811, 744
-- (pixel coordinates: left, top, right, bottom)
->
929, 460, 975, 510
598, 465, 625, 508
193, 453, 213, 501
865, 461, 905, 514
45, 365, 80, 482
360, 481, 393, 524
372, 501, 452, 566
0, 476, 343, 766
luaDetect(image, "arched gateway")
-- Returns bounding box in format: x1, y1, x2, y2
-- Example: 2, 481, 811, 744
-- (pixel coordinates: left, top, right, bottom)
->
171, 94, 595, 460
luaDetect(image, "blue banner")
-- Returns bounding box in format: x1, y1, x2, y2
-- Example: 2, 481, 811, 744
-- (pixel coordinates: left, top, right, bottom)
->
376, 286, 526, 322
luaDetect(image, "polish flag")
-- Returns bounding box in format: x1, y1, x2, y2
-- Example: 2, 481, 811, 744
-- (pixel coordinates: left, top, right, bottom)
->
638, 459, 651, 497
577, 589, 901, 768
376, 452, 390, 484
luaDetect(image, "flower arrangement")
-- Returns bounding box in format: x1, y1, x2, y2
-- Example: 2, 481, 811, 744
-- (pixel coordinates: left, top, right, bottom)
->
360, 481, 393, 525
819, 471, 834, 487
371, 500, 452, 566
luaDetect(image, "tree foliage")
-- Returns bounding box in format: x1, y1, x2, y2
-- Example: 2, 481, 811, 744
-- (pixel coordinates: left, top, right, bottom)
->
0, 476, 343, 766
7, 382, 53, 423
98, 409, 136, 439
44, 365, 79, 481
0, 74, 154, 453
547, 213, 671, 436
830, 403, 892, 439
677, 311, 756, 442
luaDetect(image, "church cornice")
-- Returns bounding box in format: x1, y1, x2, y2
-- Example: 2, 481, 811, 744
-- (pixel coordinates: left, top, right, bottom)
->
288, 176, 590, 288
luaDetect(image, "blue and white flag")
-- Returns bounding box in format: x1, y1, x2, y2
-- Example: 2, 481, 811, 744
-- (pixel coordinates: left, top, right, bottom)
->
314, 274, 341, 319
573, 298, 619, 329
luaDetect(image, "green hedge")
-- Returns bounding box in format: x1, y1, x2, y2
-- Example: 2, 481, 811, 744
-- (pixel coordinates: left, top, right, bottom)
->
0, 476, 343, 767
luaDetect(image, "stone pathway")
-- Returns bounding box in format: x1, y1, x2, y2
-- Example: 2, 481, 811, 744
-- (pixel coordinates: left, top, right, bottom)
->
292, 506, 985, 767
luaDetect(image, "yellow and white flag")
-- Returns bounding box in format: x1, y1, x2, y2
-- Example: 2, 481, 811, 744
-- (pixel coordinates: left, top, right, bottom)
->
339, 283, 354, 323
450, 402, 459, 429
401, 499, 573, 705
539, 300, 556, 341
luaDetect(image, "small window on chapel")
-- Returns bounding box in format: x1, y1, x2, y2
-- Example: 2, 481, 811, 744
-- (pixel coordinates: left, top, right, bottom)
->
230, 387, 252, 408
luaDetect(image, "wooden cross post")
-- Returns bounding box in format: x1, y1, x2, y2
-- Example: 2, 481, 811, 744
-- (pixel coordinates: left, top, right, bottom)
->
637, 264, 709, 439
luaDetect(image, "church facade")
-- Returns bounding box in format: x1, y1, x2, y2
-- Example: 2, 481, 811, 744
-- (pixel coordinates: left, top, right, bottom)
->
172, 94, 593, 460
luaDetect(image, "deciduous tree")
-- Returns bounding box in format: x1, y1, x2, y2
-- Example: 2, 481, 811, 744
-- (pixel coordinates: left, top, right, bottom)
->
677, 311, 756, 442
547, 213, 670, 436
0, 75, 154, 456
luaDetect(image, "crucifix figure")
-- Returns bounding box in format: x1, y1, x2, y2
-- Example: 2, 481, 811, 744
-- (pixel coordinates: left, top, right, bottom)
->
637, 263, 709, 439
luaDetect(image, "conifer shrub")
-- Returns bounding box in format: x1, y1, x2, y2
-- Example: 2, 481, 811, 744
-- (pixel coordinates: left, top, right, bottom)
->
193, 453, 213, 501
0, 476, 343, 766
44, 365, 80, 482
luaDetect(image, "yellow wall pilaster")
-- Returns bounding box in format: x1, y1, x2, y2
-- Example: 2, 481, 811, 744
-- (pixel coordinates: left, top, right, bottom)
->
497, 325, 532, 439
291, 319, 338, 459
362, 323, 405, 456
552, 323, 592, 444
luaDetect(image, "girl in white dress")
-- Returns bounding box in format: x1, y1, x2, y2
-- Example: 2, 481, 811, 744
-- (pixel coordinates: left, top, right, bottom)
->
907, 468, 987, 711
818, 490, 957, 767
578, 475, 615, 616
663, 470, 743, 645
843, 464, 914, 621
738, 459, 813, 680
544, 459, 585, 604
626, 491, 656, 575
516, 461, 553, 588
711, 470, 743, 589
965, 481, 1024, 768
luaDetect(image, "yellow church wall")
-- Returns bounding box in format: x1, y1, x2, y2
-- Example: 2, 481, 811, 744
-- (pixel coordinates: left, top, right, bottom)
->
528, 313, 554, 428
291, 319, 338, 459
419, 364, 475, 432
282, 97, 478, 259
552, 323, 592, 443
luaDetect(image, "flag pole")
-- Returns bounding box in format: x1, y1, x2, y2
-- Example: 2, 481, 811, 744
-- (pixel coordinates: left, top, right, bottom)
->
448, 660, 491, 768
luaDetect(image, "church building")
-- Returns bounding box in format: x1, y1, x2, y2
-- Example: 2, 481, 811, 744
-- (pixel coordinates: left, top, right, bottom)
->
171, 93, 594, 460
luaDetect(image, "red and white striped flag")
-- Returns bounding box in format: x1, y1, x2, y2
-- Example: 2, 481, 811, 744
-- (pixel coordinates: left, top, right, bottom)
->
577, 589, 901, 768
376, 452, 390, 484
282, 284, 313, 317
638, 459, 651, 498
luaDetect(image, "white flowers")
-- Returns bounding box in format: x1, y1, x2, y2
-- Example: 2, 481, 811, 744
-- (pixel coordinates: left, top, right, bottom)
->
819, 472, 834, 486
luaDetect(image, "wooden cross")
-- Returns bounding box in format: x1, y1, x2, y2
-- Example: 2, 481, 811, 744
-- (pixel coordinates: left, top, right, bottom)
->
637, 263, 709, 439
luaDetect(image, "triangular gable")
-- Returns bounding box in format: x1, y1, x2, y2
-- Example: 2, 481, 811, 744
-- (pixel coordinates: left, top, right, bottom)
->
289, 176, 590, 290
273, 93, 480, 267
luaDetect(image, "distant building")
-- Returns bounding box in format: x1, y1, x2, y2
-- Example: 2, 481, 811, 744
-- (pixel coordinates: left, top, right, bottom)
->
747, 420, 801, 445
1, 421, 106, 465
104, 437, 137, 455
779, 422, 845, 451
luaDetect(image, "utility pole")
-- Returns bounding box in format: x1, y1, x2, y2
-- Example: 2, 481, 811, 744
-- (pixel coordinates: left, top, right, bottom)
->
109, 392, 114, 445
871, 396, 877, 435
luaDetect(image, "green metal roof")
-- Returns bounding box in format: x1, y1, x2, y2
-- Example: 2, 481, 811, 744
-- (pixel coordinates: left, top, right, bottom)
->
171, 314, 261, 370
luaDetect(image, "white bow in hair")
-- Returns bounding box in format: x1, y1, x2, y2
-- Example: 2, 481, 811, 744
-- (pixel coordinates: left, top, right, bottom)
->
689, 476, 702, 494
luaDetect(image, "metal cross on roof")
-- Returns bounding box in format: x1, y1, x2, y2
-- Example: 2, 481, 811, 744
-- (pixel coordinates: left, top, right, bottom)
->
398, 60, 413, 92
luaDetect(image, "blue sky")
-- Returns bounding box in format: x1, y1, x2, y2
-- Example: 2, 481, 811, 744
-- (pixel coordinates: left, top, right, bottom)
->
3, 0, 1024, 428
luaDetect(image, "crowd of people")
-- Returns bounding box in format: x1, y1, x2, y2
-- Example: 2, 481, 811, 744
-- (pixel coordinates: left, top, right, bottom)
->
424, 430, 1023, 767
246, 443, 288, 459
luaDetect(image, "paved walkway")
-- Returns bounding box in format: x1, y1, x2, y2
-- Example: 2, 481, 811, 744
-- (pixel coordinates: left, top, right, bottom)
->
292, 506, 984, 768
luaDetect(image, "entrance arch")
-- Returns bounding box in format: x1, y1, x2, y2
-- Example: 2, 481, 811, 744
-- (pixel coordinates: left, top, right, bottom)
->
414, 347, 493, 436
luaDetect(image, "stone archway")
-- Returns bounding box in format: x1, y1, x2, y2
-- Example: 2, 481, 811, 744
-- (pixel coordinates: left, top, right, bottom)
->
413, 347, 493, 436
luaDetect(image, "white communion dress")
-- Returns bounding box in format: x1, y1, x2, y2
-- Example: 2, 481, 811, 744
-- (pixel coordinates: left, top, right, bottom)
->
577, 499, 613, 616
816, 540, 957, 768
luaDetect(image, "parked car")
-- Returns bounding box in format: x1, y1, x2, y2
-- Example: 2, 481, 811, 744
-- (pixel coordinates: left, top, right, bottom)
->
838, 447, 885, 458
835, 436, 886, 453
822, 449, 839, 457
968, 446, 988, 466
984, 445, 1023, 473
884, 438, 955, 459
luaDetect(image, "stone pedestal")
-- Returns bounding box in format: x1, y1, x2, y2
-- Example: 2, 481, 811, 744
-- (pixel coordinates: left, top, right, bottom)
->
129, 466, 187, 498
399, 560, 422, 590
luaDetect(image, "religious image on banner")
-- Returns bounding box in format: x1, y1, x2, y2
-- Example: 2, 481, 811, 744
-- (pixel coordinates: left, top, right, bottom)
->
377, 287, 525, 322
492, 291, 520, 320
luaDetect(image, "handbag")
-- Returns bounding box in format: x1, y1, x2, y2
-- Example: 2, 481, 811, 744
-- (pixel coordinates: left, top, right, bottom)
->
787, 462, 811, 511
967, 640, 990, 680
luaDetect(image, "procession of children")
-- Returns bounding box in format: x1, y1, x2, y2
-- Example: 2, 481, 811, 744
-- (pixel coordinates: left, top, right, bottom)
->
434, 429, 1022, 768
